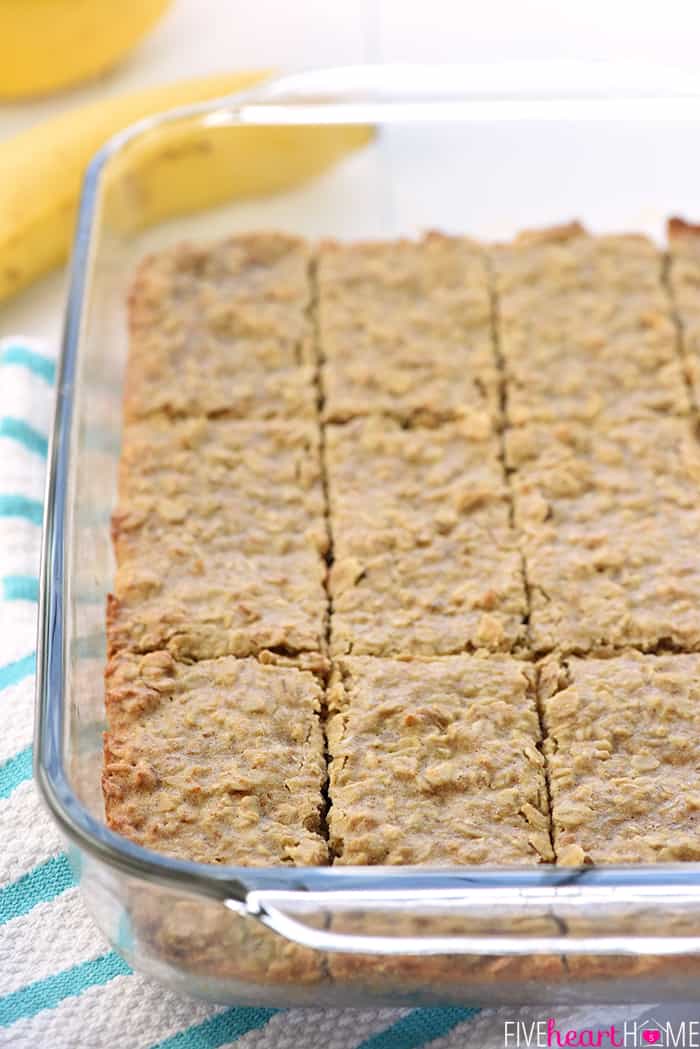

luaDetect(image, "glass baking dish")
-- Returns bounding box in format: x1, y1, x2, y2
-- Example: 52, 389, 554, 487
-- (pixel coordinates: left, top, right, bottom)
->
35, 64, 700, 1006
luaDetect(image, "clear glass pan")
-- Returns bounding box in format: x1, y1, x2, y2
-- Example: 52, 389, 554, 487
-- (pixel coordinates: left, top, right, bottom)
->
35, 63, 700, 1005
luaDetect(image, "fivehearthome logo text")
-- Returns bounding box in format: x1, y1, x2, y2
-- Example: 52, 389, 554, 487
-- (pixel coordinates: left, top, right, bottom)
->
504, 1018, 700, 1047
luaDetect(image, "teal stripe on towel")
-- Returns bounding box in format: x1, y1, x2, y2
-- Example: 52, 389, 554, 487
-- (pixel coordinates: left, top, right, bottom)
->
0, 951, 129, 1026
0, 745, 32, 799
2, 576, 39, 602
0, 495, 43, 526
150, 1007, 279, 1049
0, 854, 74, 927
0, 345, 55, 385
0, 418, 48, 458
356, 1008, 481, 1049
0, 652, 36, 691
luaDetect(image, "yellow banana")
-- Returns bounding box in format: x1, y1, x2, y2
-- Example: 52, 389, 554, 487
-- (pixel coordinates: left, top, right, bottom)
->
0, 0, 172, 99
0, 72, 373, 303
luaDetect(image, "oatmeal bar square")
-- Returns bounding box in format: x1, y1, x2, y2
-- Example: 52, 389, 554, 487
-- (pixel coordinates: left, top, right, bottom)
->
103, 651, 328, 866
493, 225, 688, 425
125, 234, 317, 421
328, 655, 552, 865
327, 416, 526, 655
506, 416, 700, 653
318, 233, 499, 425
108, 416, 327, 665
540, 652, 700, 864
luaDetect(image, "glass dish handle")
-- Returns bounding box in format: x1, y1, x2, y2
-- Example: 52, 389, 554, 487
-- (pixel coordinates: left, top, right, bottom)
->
228, 887, 700, 957
231, 61, 700, 114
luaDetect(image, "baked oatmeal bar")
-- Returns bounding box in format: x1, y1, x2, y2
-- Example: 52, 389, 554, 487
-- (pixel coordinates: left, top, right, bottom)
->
540, 652, 700, 864
327, 416, 527, 655
492, 224, 689, 424
125, 234, 318, 421
108, 415, 328, 665
668, 217, 700, 406
328, 918, 566, 993
328, 655, 553, 864
506, 415, 700, 654
139, 894, 327, 988
317, 233, 499, 425
103, 651, 328, 865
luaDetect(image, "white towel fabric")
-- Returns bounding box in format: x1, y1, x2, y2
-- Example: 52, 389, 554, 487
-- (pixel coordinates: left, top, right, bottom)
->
0, 336, 693, 1049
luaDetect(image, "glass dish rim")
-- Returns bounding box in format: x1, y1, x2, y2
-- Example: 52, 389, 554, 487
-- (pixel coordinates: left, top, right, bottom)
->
34, 63, 700, 940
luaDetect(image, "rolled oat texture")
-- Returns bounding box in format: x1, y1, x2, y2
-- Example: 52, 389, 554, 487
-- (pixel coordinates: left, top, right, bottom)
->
492, 225, 689, 424
506, 415, 700, 654
327, 416, 527, 656
540, 651, 700, 864
317, 233, 499, 425
125, 234, 317, 421
328, 655, 553, 865
103, 651, 328, 866
108, 415, 328, 665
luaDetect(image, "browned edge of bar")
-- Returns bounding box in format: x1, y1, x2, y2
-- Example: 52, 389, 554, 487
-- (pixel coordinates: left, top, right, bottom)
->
664, 234, 700, 419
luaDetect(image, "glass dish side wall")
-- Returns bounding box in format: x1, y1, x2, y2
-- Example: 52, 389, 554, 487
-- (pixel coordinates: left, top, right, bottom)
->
36, 70, 700, 1006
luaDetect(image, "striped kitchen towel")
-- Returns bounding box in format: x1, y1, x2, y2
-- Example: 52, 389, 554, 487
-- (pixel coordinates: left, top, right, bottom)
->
0, 337, 676, 1048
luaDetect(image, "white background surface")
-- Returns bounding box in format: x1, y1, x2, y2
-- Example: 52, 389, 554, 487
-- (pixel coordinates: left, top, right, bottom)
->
3, 0, 700, 341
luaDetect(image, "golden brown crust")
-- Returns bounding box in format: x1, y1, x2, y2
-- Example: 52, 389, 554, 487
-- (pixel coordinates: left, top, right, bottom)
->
506, 416, 700, 654
317, 232, 500, 425
540, 651, 700, 864
327, 416, 527, 656
513, 221, 587, 245
103, 650, 328, 866
125, 234, 317, 422
328, 655, 553, 865
668, 216, 700, 239
328, 935, 566, 992
492, 228, 689, 425
666, 218, 700, 409
107, 415, 328, 663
